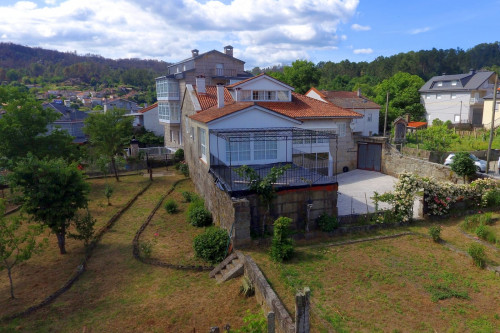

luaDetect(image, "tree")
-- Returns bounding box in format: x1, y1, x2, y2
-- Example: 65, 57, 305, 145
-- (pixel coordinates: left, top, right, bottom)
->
84, 108, 133, 181
270, 60, 320, 94
235, 164, 290, 235
0, 87, 79, 167
373, 72, 426, 131
418, 119, 456, 151
0, 200, 47, 298
9, 156, 90, 254
450, 152, 476, 183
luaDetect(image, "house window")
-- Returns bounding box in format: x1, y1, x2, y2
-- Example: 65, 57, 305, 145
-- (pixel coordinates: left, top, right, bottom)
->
437, 93, 442, 99
454, 115, 461, 122
198, 128, 207, 161
158, 101, 180, 122
191, 126, 195, 140
437, 81, 443, 87
226, 135, 251, 162
216, 63, 224, 76
367, 112, 372, 122
246, 90, 290, 101
254, 135, 277, 160
451, 93, 457, 99
337, 123, 347, 137
452, 80, 458, 86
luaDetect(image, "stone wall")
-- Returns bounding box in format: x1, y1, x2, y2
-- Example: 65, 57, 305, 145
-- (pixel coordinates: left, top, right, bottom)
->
382, 144, 463, 183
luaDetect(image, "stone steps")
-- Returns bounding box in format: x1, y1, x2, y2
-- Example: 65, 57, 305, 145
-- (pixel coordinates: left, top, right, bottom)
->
209, 251, 244, 284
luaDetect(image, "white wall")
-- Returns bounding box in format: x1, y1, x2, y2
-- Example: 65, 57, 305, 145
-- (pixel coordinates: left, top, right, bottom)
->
351, 109, 379, 136
142, 106, 165, 137
421, 92, 471, 124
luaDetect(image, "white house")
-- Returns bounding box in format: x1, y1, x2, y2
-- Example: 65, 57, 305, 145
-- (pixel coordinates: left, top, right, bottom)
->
135, 102, 165, 137
419, 70, 496, 125
305, 87, 380, 136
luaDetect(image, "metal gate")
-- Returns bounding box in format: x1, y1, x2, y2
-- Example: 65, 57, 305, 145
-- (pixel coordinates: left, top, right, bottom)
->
357, 143, 382, 171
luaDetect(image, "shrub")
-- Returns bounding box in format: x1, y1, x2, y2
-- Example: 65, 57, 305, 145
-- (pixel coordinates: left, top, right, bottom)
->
239, 276, 255, 297
235, 310, 266, 333
467, 243, 486, 268
181, 191, 197, 203
429, 225, 441, 242
140, 239, 157, 259
164, 199, 178, 214
174, 148, 184, 161
193, 227, 228, 264
480, 212, 494, 225
483, 189, 500, 207
461, 215, 481, 232
270, 217, 294, 262
179, 163, 189, 177
475, 224, 488, 239
316, 213, 338, 232
188, 204, 212, 227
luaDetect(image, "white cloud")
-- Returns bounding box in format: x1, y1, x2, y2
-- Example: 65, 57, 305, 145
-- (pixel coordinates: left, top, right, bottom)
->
353, 48, 373, 54
351, 23, 370, 31
0, 0, 361, 67
410, 27, 431, 35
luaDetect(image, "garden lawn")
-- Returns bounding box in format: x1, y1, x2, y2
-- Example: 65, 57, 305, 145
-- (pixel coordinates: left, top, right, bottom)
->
249, 218, 500, 332
0, 174, 150, 318
2, 174, 260, 332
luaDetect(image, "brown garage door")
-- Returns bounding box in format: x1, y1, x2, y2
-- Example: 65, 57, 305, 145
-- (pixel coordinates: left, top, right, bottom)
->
357, 143, 382, 171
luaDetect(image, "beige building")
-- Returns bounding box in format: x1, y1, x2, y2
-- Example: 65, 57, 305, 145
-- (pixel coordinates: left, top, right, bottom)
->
481, 89, 500, 129
155, 46, 252, 152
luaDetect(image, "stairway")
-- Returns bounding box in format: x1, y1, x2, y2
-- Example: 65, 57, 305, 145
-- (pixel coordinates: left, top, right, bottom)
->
209, 251, 245, 283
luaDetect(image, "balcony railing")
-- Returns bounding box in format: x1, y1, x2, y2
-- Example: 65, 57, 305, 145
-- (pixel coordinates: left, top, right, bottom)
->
210, 68, 238, 77
470, 97, 484, 104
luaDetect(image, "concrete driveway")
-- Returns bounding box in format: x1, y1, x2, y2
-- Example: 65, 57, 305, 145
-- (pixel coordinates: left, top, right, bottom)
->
337, 169, 398, 216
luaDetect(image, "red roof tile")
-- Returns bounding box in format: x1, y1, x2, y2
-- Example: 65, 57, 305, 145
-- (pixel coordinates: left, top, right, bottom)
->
189, 92, 362, 124
138, 102, 158, 113
196, 86, 234, 110
315, 89, 380, 109
407, 121, 427, 128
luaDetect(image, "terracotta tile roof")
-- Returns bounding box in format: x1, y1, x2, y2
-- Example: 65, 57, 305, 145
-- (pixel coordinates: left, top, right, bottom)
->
190, 102, 254, 123
316, 89, 380, 109
407, 121, 427, 128
189, 91, 362, 124
138, 102, 158, 114
196, 86, 234, 110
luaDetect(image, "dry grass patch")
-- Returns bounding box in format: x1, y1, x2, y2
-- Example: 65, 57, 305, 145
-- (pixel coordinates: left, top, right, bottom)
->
249, 230, 500, 332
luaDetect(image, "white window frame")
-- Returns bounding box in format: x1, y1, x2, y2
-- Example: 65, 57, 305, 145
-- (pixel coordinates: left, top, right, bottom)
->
198, 127, 207, 162
254, 135, 277, 160
226, 135, 251, 162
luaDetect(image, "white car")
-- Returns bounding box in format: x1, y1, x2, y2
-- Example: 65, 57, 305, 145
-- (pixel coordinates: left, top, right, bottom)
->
444, 153, 486, 173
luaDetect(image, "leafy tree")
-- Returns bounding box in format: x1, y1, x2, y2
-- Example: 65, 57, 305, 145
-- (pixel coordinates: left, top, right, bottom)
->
450, 152, 476, 183
104, 184, 114, 206
418, 119, 456, 151
68, 210, 96, 248
235, 164, 290, 235
84, 108, 133, 181
374, 72, 426, 131
9, 155, 90, 254
0, 200, 47, 298
0, 87, 79, 167
270, 216, 294, 262
270, 60, 320, 94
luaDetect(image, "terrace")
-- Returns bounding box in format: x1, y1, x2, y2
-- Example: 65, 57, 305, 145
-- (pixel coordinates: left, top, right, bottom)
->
209, 127, 338, 194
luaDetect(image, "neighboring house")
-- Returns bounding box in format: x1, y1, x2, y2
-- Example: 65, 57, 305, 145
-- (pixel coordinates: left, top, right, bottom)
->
419, 70, 496, 125
132, 102, 165, 137
407, 121, 427, 133
43, 101, 89, 144
481, 88, 500, 129
155, 46, 253, 150
305, 87, 380, 136
103, 98, 140, 113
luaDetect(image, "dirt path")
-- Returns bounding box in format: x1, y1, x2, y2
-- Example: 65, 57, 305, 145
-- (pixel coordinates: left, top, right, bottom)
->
8, 176, 258, 332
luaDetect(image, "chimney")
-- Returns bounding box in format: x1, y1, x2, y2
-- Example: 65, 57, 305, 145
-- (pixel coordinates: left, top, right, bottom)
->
224, 45, 233, 57
357, 88, 361, 97
217, 84, 225, 108
196, 75, 206, 94
191, 49, 199, 57
235, 87, 241, 101
469, 68, 476, 75
405, 114, 410, 123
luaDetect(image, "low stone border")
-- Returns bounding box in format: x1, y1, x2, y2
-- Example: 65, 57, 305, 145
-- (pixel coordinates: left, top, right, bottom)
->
132, 178, 213, 271
3, 205, 21, 217
302, 231, 415, 249
1, 181, 153, 322
85, 171, 143, 180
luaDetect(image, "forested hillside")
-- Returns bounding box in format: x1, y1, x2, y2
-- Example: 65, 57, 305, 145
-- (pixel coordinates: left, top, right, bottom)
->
0, 43, 171, 89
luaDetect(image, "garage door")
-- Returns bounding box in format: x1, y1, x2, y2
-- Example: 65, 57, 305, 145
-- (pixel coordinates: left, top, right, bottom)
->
357, 143, 382, 171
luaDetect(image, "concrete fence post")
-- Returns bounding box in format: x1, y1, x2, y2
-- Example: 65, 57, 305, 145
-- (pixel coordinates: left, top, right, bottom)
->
294, 287, 310, 333
267, 311, 275, 333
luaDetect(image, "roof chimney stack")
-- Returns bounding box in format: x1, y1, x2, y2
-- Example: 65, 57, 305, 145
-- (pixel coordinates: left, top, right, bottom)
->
217, 84, 225, 108
357, 88, 361, 97
470, 69, 476, 75
224, 45, 233, 57
196, 75, 206, 94
191, 49, 199, 57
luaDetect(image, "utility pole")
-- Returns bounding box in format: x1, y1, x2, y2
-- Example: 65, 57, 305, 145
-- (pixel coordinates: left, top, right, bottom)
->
486, 75, 498, 174
383, 91, 389, 137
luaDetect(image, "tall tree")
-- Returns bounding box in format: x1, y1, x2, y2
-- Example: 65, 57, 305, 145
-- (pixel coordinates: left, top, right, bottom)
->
84, 108, 133, 181
9, 156, 89, 254
270, 60, 320, 94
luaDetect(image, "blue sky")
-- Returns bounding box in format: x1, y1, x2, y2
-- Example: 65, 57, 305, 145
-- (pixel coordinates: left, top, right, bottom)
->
0, 0, 498, 68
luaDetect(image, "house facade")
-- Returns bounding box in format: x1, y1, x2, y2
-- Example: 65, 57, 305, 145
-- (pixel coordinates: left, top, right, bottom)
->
155, 46, 252, 152
43, 101, 89, 144
481, 89, 500, 129
419, 70, 496, 125
136, 102, 165, 137
305, 87, 380, 136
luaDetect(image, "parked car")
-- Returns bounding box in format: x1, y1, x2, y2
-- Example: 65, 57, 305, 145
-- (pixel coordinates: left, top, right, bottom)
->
444, 153, 486, 173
